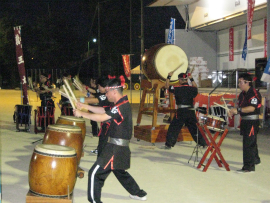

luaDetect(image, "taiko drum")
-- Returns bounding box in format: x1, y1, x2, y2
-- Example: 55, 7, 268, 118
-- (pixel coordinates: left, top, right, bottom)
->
56, 116, 86, 141
28, 144, 77, 197
43, 124, 83, 164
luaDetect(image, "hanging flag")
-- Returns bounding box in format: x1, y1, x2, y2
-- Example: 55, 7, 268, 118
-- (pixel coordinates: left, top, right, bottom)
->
229, 28, 234, 61
122, 55, 131, 80
14, 26, 28, 104
167, 18, 175, 44
264, 18, 267, 58
242, 25, 248, 61
261, 58, 270, 82
247, 0, 255, 47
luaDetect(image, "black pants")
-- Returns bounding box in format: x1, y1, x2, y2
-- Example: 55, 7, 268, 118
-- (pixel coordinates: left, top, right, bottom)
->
166, 108, 206, 147
91, 120, 99, 136
88, 162, 141, 203
97, 123, 109, 157
240, 119, 260, 171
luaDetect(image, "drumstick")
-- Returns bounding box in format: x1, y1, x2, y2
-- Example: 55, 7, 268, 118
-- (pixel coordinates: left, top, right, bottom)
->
63, 85, 76, 109
221, 97, 232, 119
213, 102, 230, 111
64, 79, 77, 101
171, 62, 184, 73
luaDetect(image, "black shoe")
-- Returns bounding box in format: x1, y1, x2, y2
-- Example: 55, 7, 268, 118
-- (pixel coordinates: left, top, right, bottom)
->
160, 145, 171, 150
255, 160, 261, 165
237, 169, 254, 173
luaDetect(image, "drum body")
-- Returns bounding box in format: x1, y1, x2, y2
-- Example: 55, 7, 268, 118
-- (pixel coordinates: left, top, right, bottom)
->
14, 105, 32, 124
56, 116, 86, 141
202, 115, 225, 132
29, 144, 77, 197
43, 124, 83, 164
142, 43, 188, 82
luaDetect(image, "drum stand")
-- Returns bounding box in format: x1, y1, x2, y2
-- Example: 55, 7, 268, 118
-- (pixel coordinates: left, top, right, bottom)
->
32, 99, 50, 144
188, 125, 204, 166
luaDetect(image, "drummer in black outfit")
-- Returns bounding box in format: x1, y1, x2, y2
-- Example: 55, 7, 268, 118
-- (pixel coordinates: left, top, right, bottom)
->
229, 73, 261, 173
161, 72, 206, 149
74, 77, 147, 203
34, 73, 55, 129
78, 75, 113, 155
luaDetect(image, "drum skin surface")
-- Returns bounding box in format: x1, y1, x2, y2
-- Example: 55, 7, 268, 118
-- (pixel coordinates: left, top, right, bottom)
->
43, 124, 83, 164
142, 43, 188, 82
56, 116, 86, 141
28, 144, 77, 197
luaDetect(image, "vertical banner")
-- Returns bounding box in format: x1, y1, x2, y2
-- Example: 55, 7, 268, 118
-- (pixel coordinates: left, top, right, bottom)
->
229, 28, 234, 61
14, 26, 28, 104
264, 18, 267, 58
167, 18, 175, 44
247, 0, 255, 47
242, 25, 248, 61
122, 55, 131, 80
261, 58, 270, 82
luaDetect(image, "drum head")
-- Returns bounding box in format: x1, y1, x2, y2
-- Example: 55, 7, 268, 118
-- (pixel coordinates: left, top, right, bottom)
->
155, 45, 188, 81
207, 115, 225, 122
35, 144, 76, 155
59, 115, 85, 123
47, 124, 82, 132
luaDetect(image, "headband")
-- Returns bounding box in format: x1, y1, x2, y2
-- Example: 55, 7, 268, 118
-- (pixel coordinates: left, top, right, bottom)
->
105, 75, 125, 90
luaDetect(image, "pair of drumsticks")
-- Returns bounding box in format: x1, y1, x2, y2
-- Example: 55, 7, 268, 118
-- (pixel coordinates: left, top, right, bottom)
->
213, 97, 232, 119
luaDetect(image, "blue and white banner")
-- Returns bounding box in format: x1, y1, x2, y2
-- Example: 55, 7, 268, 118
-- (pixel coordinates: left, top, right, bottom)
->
242, 25, 248, 61
261, 58, 270, 82
167, 18, 175, 44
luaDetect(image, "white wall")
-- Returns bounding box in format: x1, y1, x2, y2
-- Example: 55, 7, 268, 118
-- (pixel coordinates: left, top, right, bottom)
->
177, 0, 267, 27
166, 29, 217, 72
217, 19, 265, 71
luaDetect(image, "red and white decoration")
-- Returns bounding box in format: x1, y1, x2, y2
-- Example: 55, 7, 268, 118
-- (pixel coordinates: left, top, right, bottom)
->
264, 18, 267, 58
247, 0, 255, 47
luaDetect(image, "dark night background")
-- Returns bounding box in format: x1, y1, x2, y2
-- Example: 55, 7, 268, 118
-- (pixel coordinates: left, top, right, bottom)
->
0, 0, 185, 88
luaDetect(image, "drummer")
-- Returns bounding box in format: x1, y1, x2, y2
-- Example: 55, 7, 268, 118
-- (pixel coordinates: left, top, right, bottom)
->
160, 72, 206, 150
78, 75, 113, 155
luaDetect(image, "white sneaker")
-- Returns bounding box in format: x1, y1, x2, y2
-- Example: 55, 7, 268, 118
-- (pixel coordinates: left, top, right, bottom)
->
129, 194, 147, 201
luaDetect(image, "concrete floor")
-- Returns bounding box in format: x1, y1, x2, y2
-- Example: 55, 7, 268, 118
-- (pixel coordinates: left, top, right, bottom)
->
1, 89, 270, 203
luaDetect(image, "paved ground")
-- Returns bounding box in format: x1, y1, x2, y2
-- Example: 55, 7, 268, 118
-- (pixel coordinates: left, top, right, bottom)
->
1, 89, 270, 203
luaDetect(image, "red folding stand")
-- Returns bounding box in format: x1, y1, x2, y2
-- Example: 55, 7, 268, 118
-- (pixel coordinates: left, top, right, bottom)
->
196, 123, 230, 172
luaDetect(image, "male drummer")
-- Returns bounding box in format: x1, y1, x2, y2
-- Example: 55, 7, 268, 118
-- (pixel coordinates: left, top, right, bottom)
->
74, 77, 147, 203
78, 75, 113, 155
229, 73, 261, 173
161, 72, 206, 150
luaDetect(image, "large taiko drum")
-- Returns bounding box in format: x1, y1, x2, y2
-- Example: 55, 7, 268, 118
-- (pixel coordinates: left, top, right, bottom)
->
56, 116, 86, 141
28, 144, 77, 197
43, 124, 83, 164
142, 43, 188, 82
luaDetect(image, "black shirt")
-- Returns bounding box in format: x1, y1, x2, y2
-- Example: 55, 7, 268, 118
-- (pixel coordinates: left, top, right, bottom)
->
238, 87, 262, 116
169, 83, 198, 107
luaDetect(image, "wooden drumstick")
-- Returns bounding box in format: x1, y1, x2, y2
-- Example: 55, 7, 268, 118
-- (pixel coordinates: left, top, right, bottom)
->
171, 62, 184, 73
213, 102, 230, 111
64, 78, 77, 101
63, 85, 76, 109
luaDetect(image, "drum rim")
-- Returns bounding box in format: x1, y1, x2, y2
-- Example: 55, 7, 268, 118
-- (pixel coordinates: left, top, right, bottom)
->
47, 124, 82, 132
35, 144, 76, 156
206, 126, 224, 132
206, 115, 225, 122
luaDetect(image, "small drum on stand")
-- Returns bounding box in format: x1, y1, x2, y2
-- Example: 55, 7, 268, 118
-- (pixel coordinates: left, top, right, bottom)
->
43, 124, 83, 164
141, 43, 188, 82
201, 115, 225, 132
28, 144, 77, 198
13, 104, 32, 132
34, 106, 55, 134
56, 116, 86, 142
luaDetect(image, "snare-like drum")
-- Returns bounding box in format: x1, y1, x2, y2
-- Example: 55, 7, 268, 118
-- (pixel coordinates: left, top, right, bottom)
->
56, 116, 86, 141
28, 144, 77, 197
202, 115, 225, 132
43, 124, 83, 164
142, 43, 188, 82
